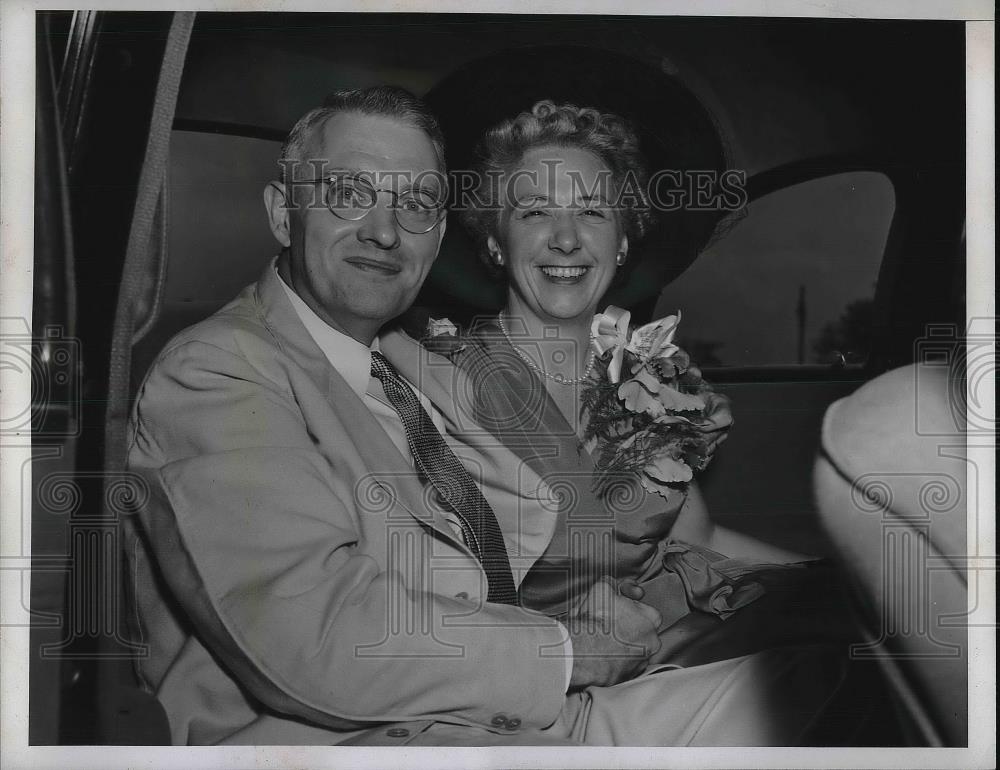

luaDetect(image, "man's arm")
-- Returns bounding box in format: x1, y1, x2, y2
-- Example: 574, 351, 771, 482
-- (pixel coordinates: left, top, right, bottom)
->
128, 338, 570, 732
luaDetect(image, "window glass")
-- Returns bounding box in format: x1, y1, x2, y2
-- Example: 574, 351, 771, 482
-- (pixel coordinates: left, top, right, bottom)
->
654, 171, 895, 367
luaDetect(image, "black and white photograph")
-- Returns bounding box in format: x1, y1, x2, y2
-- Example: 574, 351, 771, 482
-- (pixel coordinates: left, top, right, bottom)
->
0, 2, 994, 767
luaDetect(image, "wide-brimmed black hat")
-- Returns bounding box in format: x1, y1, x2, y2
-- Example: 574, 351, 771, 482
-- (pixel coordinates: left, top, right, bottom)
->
418, 44, 733, 319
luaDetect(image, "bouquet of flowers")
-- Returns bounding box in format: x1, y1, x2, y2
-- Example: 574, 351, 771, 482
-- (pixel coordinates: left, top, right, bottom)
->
582, 306, 729, 500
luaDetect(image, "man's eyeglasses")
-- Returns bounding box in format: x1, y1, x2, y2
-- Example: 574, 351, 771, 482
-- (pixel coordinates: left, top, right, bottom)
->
297, 176, 446, 235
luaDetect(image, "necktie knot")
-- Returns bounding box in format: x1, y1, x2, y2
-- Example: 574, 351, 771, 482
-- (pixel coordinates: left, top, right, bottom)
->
370, 350, 394, 381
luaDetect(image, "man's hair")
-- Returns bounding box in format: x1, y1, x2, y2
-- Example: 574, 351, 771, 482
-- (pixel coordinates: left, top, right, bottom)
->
279, 86, 446, 182
461, 100, 654, 269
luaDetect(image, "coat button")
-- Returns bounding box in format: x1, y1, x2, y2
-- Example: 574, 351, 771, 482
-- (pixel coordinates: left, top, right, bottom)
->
490, 713, 508, 727
507, 717, 521, 730
386, 727, 409, 738
454, 591, 469, 600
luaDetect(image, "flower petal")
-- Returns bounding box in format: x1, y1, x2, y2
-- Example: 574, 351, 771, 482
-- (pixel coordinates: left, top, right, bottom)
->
640, 474, 675, 499
657, 384, 707, 412
652, 347, 689, 378
644, 453, 694, 484
626, 312, 682, 359
618, 378, 665, 416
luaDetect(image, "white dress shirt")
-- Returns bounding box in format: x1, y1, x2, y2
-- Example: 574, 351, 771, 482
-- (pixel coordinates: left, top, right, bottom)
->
275, 270, 574, 690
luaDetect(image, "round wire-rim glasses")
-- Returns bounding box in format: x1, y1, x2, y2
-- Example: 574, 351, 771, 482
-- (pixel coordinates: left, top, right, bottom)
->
296, 175, 447, 235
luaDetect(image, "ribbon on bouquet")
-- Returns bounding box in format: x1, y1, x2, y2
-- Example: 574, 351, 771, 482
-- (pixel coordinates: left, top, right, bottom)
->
590, 306, 632, 383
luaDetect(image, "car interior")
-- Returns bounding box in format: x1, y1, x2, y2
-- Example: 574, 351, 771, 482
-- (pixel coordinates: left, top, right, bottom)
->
30, 11, 968, 746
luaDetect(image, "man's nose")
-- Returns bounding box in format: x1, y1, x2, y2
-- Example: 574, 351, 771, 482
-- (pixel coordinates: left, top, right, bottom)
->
356, 197, 401, 249
548, 214, 581, 254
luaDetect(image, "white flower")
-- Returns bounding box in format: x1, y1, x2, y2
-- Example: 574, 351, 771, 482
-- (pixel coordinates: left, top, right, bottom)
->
427, 317, 458, 337
625, 311, 682, 362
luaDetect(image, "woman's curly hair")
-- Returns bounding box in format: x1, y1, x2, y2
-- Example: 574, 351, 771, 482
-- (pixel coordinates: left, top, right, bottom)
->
460, 100, 655, 271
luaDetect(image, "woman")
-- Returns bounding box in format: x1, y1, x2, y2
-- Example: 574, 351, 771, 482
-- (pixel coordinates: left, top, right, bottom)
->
449, 100, 855, 665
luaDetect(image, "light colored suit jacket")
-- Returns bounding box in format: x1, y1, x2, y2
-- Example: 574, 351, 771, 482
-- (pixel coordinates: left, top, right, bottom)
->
124, 262, 569, 745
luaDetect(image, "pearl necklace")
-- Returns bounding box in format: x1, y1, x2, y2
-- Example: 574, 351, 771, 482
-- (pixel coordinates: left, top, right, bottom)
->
497, 312, 597, 385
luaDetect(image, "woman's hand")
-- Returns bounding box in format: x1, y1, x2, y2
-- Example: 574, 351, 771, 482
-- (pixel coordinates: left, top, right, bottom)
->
616, 577, 646, 602
697, 390, 734, 458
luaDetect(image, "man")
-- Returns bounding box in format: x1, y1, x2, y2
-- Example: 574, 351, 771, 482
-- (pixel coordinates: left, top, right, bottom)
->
125, 86, 842, 746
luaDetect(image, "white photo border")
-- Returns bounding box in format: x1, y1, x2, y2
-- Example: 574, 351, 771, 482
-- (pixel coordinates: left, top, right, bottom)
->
1, 2, 994, 768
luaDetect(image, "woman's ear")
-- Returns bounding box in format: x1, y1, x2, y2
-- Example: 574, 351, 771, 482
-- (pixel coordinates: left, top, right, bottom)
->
263, 181, 291, 248
616, 234, 630, 266
487, 234, 503, 266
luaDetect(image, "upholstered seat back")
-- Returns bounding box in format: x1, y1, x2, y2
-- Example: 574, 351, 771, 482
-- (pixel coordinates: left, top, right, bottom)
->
814, 362, 968, 746
130, 131, 281, 395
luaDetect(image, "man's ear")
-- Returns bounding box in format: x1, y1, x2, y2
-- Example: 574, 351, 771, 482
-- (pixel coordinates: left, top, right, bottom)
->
263, 181, 291, 248
434, 214, 447, 255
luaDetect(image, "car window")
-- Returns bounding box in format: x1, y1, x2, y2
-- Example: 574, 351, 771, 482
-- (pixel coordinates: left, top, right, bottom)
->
654, 171, 895, 368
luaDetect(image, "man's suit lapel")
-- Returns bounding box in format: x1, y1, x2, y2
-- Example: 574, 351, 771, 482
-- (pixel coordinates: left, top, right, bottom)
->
250, 262, 461, 544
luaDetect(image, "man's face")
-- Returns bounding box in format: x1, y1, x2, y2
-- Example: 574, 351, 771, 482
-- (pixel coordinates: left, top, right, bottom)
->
267, 112, 446, 343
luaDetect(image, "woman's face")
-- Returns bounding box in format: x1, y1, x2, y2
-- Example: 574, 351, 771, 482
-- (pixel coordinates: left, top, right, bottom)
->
490, 145, 628, 324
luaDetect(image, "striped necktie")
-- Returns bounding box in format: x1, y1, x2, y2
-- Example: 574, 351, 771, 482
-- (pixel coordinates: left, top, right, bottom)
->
370, 351, 518, 604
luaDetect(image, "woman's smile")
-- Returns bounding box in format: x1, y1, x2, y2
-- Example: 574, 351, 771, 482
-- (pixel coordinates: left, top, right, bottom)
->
538, 264, 592, 282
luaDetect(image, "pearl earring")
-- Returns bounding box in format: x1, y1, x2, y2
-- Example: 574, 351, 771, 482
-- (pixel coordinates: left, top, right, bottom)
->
616, 252, 627, 266
493, 252, 504, 267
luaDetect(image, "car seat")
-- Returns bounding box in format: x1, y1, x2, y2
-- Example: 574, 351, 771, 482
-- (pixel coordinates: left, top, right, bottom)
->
814, 360, 969, 746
